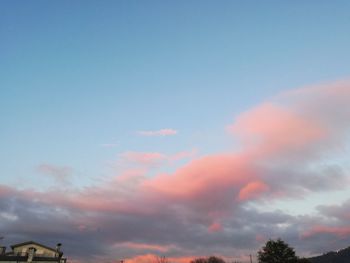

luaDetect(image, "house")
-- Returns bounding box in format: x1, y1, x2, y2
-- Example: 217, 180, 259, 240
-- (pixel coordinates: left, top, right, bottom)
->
0, 241, 67, 263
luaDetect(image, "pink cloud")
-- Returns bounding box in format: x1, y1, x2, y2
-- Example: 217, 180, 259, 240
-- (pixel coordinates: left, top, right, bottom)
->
2, 80, 350, 262
124, 254, 157, 263
255, 234, 266, 243
143, 154, 255, 200
115, 242, 172, 253
229, 103, 327, 158
278, 80, 350, 140
302, 225, 350, 239
120, 152, 167, 167
118, 150, 195, 170
125, 254, 193, 263
208, 222, 222, 233
137, 129, 178, 137
34, 81, 350, 217
238, 181, 269, 201
29, 82, 350, 219
169, 149, 198, 162
0, 185, 14, 197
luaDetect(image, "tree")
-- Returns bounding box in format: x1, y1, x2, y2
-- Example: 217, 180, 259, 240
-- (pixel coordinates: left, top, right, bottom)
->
154, 256, 169, 263
297, 258, 311, 263
258, 239, 298, 263
190, 258, 207, 263
207, 256, 225, 263
190, 256, 225, 263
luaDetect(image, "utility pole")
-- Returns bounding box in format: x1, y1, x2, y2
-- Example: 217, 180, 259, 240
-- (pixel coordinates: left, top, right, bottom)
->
249, 254, 253, 263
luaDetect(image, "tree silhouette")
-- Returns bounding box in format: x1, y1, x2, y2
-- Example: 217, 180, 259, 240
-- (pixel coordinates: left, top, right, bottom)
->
258, 239, 298, 263
207, 256, 225, 263
190, 256, 225, 263
190, 258, 207, 263
297, 258, 311, 263
154, 256, 169, 263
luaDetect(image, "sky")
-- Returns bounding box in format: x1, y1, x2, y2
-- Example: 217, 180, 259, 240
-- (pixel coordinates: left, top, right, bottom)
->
1, 1, 350, 262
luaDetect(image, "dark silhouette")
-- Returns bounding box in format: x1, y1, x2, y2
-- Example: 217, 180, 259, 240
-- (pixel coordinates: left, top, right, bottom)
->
297, 258, 311, 263
191, 256, 226, 263
308, 246, 350, 263
155, 256, 169, 263
258, 239, 298, 263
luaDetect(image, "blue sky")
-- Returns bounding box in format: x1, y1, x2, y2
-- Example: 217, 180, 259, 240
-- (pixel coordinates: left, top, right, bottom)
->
2, 0, 350, 186
1, 1, 350, 262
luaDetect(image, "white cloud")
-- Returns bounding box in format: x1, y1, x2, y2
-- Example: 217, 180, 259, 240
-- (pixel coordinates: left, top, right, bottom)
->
137, 129, 178, 137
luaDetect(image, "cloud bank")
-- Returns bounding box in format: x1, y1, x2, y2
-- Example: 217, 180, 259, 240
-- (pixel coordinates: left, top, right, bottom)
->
1, 81, 350, 262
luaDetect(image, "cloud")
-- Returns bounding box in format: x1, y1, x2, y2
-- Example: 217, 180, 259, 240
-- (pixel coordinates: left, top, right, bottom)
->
298, 199, 350, 245
120, 152, 168, 167
169, 149, 198, 162
228, 102, 327, 159
317, 199, 350, 220
36, 164, 73, 183
137, 129, 178, 137
1, 80, 350, 262
238, 181, 270, 201
116, 150, 197, 173
208, 222, 222, 233
125, 254, 193, 263
114, 242, 173, 253
301, 225, 350, 239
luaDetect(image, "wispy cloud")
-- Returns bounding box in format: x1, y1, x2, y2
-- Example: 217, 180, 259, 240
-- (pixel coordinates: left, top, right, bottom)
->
137, 129, 178, 137
118, 149, 197, 169
36, 164, 73, 183
120, 151, 168, 168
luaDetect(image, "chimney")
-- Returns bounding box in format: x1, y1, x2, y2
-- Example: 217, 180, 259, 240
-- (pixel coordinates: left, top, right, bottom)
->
27, 247, 36, 262
56, 243, 63, 258
56, 243, 62, 252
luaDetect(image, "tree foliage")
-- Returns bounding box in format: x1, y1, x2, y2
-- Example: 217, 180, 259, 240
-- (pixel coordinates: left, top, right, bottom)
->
258, 239, 298, 263
297, 258, 311, 263
207, 256, 225, 263
190, 256, 225, 263
191, 258, 207, 263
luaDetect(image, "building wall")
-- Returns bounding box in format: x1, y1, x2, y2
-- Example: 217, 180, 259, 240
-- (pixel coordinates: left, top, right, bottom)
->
0, 261, 61, 263
13, 244, 56, 257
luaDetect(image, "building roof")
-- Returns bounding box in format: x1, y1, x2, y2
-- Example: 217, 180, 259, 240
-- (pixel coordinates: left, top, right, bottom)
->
10, 241, 57, 252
